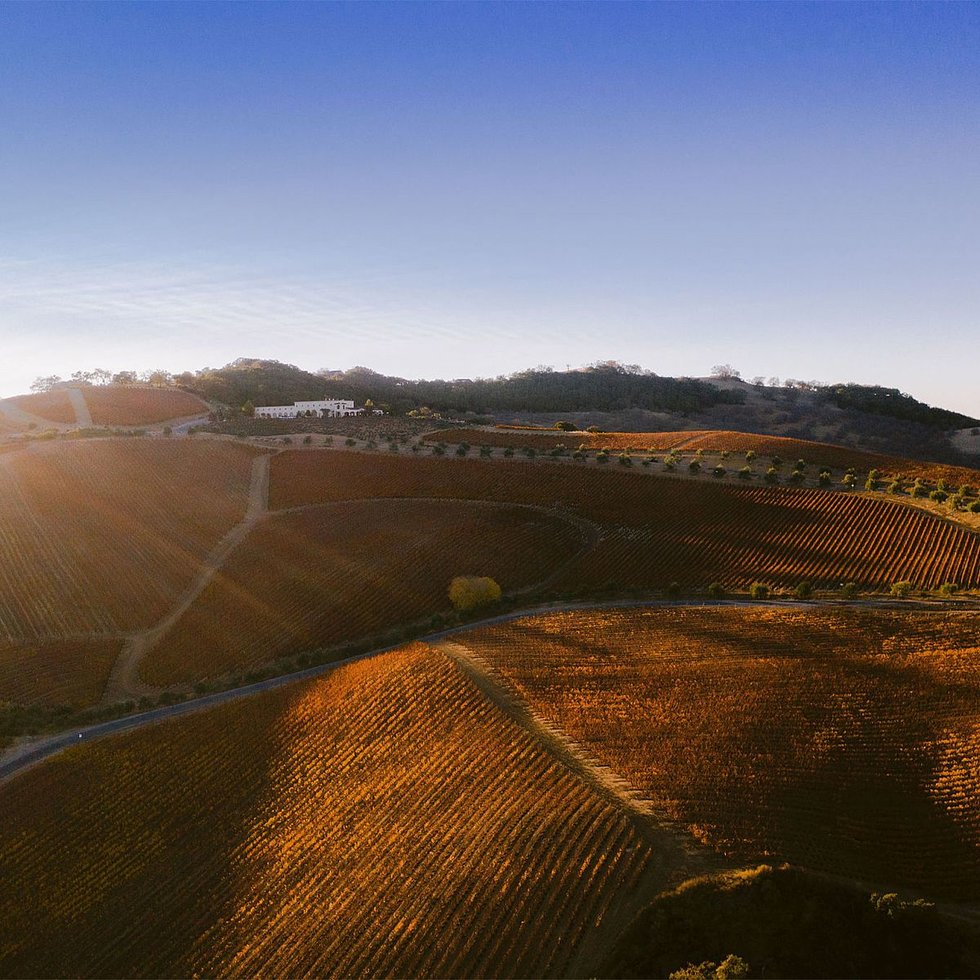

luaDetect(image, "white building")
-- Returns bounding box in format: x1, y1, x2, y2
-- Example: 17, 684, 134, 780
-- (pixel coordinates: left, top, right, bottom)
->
254, 398, 363, 419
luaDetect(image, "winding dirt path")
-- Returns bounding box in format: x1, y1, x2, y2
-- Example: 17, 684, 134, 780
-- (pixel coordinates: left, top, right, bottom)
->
101, 452, 272, 703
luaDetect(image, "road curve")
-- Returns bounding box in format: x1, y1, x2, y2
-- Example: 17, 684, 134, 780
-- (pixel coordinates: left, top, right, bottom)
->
2, 596, 974, 785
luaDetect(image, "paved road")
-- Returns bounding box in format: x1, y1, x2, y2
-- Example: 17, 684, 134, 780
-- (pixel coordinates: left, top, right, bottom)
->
2, 596, 975, 785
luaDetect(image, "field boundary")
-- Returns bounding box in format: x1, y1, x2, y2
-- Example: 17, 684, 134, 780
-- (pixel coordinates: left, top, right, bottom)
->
5, 596, 977, 784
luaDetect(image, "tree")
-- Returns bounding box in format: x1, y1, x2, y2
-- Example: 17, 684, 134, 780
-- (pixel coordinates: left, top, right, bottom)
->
890, 581, 913, 598
112, 370, 138, 386
554, 420, 576, 431
749, 581, 769, 599
710, 364, 741, 380
794, 581, 813, 599
241, 400, 255, 417
448, 576, 502, 612
30, 375, 62, 393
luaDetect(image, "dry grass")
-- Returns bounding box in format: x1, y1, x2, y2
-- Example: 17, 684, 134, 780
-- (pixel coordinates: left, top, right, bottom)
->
0, 440, 261, 638
0, 644, 654, 978
82, 386, 208, 425
459, 606, 980, 900
144, 498, 587, 685
270, 451, 980, 592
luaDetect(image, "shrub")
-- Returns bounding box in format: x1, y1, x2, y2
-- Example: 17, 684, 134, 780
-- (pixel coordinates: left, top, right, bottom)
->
865, 476, 878, 491
929, 489, 948, 503
688, 460, 701, 474
970, 500, 980, 513
840, 582, 859, 598
938, 582, 959, 597
324, 436, 334, 446
162, 425, 172, 437
618, 453, 632, 466
738, 466, 752, 480
764, 467, 779, 484
912, 482, 929, 498
365, 440, 377, 450
480, 445, 492, 458
706, 582, 725, 598
890, 581, 913, 598
713, 465, 725, 478
887, 480, 903, 494
842, 473, 856, 489
448, 576, 502, 612
503, 446, 514, 457
796, 458, 806, 470
794, 581, 813, 599
433, 444, 446, 455
749, 581, 769, 599
720, 450, 730, 459
345, 437, 356, 447
745, 450, 756, 462
789, 469, 805, 484
586, 425, 601, 433
818, 471, 832, 487
282, 436, 292, 445
554, 420, 576, 431
663, 459, 675, 471
770, 455, 782, 467
572, 450, 585, 461
596, 450, 610, 464
456, 443, 470, 456
665, 581, 681, 599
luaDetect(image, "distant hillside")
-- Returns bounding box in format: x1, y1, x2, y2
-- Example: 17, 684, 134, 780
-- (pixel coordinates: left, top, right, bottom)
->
187, 359, 745, 416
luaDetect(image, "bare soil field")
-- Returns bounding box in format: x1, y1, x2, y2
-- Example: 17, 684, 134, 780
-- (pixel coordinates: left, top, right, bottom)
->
458, 605, 980, 900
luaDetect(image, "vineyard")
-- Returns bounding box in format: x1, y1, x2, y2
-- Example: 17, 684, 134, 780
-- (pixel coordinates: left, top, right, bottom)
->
424, 427, 980, 485
457, 606, 980, 900
82, 386, 208, 425
6, 389, 77, 424
144, 498, 588, 685
0, 440, 261, 638
423, 427, 706, 451
269, 451, 980, 592
0, 637, 123, 706
0, 644, 657, 978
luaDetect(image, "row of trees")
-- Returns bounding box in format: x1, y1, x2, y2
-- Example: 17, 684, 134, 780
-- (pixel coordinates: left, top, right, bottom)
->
30, 369, 173, 393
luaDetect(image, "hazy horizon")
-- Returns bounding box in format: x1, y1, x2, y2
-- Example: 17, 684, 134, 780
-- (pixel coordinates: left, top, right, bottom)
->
1, 2, 977, 416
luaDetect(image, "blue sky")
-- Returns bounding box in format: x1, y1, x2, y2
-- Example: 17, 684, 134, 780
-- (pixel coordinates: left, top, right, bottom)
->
0, 2, 977, 415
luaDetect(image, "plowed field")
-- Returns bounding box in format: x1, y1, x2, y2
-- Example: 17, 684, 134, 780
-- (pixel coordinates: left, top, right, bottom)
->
0, 644, 654, 978
458, 606, 980, 900
270, 451, 980, 592
144, 498, 588, 685
0, 440, 261, 638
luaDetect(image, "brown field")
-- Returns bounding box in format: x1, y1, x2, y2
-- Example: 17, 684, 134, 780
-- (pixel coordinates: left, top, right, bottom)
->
6, 389, 76, 424
458, 606, 980, 900
0, 638, 123, 707
425, 427, 980, 485
270, 451, 980, 592
82, 386, 208, 425
0, 440, 261, 638
424, 426, 708, 451
676, 430, 980, 486
144, 498, 588, 685
0, 644, 654, 978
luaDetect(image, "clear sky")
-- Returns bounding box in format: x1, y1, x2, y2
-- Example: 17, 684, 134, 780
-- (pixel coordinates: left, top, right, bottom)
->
1, 1, 977, 415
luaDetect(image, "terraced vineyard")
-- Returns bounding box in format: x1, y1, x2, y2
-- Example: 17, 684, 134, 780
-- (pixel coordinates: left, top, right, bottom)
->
459, 606, 980, 900
0, 644, 657, 978
0, 440, 261, 638
144, 498, 588, 685
83, 386, 208, 425
270, 451, 980, 592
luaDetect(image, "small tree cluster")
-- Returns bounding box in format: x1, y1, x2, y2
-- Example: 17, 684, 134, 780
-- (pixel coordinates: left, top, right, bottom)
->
448, 576, 502, 612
